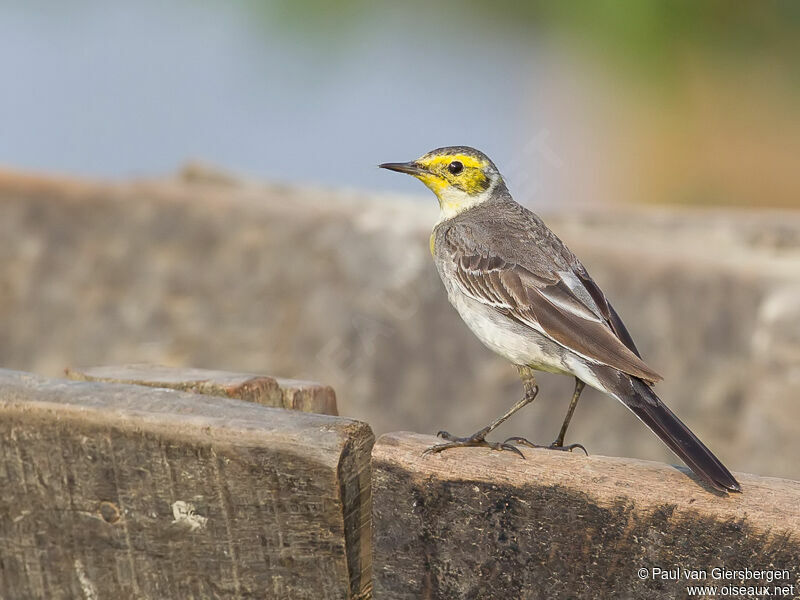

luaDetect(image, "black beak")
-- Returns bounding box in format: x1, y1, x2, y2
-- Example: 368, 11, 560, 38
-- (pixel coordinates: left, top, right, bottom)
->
378, 161, 426, 176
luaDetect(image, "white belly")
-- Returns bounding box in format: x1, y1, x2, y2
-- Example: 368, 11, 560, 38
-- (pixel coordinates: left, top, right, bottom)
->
448, 288, 571, 375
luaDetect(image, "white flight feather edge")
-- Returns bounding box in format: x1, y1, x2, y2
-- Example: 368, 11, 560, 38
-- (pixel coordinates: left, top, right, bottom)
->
453, 276, 613, 372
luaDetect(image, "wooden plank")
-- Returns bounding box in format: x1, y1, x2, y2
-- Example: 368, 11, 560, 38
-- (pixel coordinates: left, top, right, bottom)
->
65, 364, 338, 415
372, 432, 800, 600
0, 369, 371, 599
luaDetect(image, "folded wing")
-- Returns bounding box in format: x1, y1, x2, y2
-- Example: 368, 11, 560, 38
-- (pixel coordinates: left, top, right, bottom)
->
452, 252, 662, 384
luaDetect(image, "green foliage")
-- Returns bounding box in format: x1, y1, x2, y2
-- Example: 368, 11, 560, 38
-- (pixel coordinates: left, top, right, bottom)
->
245, 0, 800, 81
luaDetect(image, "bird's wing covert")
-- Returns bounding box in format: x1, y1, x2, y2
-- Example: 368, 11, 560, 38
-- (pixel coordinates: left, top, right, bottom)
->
450, 249, 662, 383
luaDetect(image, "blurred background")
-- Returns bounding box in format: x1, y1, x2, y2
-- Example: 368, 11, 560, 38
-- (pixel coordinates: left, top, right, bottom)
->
1, 1, 799, 480
3, 0, 799, 207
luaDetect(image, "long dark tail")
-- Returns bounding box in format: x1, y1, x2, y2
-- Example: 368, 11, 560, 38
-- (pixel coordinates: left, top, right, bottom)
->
605, 373, 740, 492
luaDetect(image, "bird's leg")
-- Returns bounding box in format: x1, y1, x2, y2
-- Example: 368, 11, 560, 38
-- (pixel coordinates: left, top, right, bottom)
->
554, 378, 585, 447
423, 366, 540, 458
504, 377, 589, 455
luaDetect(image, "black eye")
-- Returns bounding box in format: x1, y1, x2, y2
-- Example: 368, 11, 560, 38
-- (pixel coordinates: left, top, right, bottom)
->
448, 160, 463, 175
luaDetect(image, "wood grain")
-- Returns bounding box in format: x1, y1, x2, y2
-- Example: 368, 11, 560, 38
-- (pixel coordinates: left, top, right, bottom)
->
0, 369, 371, 599
65, 364, 338, 415
372, 431, 800, 599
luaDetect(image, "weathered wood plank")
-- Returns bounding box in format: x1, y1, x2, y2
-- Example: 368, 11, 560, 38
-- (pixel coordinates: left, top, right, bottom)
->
372, 431, 800, 600
0, 369, 371, 599
65, 364, 338, 415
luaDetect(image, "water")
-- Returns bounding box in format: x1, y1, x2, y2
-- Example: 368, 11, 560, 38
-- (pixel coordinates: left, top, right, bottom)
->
1, 1, 574, 204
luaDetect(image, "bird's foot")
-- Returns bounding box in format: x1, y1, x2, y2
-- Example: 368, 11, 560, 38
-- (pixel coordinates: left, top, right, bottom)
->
423, 429, 524, 458
503, 436, 588, 456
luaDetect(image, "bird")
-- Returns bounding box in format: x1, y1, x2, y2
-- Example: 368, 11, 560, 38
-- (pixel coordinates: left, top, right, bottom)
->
379, 146, 740, 493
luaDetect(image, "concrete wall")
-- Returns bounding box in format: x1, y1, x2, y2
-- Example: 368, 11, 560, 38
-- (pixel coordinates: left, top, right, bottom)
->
1, 166, 799, 479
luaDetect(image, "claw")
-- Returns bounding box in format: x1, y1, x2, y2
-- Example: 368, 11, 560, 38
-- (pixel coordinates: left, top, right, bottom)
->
421, 445, 441, 457
559, 443, 588, 455
503, 436, 588, 456
503, 436, 533, 447
422, 431, 526, 459
498, 442, 525, 458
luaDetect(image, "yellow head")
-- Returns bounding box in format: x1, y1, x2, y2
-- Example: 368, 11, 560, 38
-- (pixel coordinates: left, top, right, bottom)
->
380, 146, 504, 220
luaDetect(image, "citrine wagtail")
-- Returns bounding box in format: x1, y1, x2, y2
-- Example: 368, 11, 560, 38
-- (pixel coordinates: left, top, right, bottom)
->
380, 146, 740, 493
